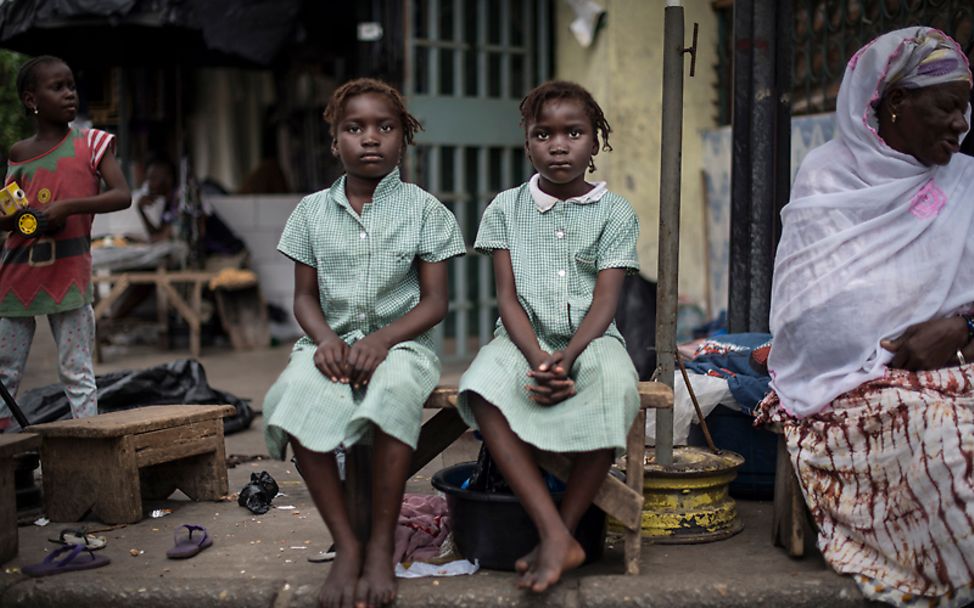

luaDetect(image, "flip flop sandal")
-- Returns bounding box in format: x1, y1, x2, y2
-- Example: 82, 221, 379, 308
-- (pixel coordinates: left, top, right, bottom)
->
166, 524, 213, 559
49, 528, 107, 551
307, 544, 336, 563
22, 544, 110, 577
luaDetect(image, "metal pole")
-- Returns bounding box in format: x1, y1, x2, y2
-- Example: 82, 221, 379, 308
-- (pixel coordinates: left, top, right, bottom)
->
729, 0, 792, 333
728, 0, 754, 334
746, 2, 775, 332
655, 1, 685, 466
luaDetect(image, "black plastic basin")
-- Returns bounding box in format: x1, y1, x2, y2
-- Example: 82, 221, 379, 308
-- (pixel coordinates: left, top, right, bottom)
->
432, 462, 606, 571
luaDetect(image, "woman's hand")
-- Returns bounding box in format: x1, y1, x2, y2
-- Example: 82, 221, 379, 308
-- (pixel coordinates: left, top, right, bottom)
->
314, 337, 350, 383
526, 351, 576, 406
881, 316, 969, 371
346, 334, 390, 389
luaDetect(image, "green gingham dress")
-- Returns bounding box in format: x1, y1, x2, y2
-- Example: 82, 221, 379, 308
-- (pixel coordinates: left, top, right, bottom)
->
263, 169, 465, 459
457, 181, 641, 453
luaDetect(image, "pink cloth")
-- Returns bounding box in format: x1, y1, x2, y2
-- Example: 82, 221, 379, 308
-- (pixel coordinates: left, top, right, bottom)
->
393, 494, 450, 565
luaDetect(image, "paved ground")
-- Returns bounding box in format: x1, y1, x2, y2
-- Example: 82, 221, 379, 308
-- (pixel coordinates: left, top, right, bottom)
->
0, 325, 866, 607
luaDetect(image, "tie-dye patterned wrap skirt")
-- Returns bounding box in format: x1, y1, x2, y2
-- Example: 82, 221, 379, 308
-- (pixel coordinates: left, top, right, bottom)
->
757, 364, 974, 607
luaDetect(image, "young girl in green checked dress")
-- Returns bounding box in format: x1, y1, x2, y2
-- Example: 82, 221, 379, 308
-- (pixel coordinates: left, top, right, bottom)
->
263, 78, 464, 608
457, 81, 641, 593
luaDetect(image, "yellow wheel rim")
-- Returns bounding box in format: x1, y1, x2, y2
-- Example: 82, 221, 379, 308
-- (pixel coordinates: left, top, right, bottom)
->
17, 213, 38, 236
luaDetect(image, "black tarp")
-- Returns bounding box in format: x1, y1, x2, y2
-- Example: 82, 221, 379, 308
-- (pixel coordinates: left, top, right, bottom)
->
0, 0, 304, 66
5, 359, 254, 434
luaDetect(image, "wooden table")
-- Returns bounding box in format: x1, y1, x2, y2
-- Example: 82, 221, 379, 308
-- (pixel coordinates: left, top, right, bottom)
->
92, 269, 216, 360
344, 382, 672, 575
29, 405, 235, 524
0, 433, 40, 563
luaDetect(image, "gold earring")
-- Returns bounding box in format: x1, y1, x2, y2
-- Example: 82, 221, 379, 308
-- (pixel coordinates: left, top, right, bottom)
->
891, 110, 897, 124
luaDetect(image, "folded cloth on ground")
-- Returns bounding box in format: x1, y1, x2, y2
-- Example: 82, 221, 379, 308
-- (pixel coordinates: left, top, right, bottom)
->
394, 493, 450, 566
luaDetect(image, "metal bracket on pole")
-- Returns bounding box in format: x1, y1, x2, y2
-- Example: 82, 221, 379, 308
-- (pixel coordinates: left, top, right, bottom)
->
685, 22, 699, 78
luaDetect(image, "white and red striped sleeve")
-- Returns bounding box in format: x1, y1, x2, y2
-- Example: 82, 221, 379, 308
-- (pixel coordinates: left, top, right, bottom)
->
85, 128, 116, 173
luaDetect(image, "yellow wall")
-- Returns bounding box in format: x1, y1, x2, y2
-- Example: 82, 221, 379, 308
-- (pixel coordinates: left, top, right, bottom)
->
555, 0, 718, 306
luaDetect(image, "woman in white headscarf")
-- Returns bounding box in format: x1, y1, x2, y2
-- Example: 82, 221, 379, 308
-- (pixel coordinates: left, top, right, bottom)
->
758, 27, 974, 607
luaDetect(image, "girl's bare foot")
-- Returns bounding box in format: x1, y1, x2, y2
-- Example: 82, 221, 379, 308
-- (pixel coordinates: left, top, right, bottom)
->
355, 541, 397, 608
517, 533, 585, 593
514, 545, 538, 574
319, 544, 362, 608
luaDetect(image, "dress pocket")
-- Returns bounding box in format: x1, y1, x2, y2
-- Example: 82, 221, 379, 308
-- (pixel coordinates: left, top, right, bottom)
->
384, 249, 417, 282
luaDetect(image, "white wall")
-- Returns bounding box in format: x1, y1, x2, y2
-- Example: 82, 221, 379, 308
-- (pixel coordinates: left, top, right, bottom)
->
205, 194, 304, 339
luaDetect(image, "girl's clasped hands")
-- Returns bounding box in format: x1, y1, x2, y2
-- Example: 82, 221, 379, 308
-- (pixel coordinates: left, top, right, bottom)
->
526, 351, 577, 405
314, 334, 390, 389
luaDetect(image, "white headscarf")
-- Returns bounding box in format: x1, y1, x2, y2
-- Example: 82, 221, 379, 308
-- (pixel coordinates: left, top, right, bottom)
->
768, 27, 974, 417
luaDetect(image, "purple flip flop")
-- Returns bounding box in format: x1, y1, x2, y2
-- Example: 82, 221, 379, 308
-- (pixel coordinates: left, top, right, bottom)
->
166, 524, 213, 559
22, 544, 110, 577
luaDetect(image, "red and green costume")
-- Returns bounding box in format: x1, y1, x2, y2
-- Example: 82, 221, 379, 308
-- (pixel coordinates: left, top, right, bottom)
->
0, 128, 115, 317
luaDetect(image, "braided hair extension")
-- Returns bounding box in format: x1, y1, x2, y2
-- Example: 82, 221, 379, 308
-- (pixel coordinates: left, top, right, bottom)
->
323, 78, 423, 147
519, 80, 612, 173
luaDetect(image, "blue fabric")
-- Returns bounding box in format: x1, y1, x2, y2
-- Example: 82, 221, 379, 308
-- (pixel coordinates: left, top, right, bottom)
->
683, 332, 772, 415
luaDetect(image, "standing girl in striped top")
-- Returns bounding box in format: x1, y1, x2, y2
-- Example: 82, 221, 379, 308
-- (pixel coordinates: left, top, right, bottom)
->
0, 55, 130, 431
263, 78, 464, 608
457, 81, 641, 593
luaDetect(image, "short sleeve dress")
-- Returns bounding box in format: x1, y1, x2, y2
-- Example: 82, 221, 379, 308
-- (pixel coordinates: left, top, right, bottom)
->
457, 181, 641, 453
0, 128, 115, 317
263, 169, 466, 458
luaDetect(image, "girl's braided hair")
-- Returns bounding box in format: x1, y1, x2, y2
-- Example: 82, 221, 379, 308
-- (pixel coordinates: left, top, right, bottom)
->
323, 78, 423, 147
16, 55, 69, 116
519, 80, 612, 173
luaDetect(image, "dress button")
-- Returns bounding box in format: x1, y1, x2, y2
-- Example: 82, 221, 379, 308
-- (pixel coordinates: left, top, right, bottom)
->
555, 229, 565, 239
557, 269, 566, 277
357, 312, 366, 320
359, 231, 367, 240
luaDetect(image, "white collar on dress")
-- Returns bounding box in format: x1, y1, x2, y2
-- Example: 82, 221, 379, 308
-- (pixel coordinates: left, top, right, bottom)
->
528, 173, 608, 213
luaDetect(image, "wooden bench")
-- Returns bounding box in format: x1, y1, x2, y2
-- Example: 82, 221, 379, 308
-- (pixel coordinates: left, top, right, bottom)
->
28, 405, 235, 524
0, 433, 40, 564
344, 382, 673, 575
768, 422, 816, 557
92, 269, 216, 360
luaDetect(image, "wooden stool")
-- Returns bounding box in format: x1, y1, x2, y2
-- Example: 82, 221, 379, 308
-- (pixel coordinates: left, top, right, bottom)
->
344, 382, 672, 575
0, 433, 40, 564
768, 423, 816, 557
29, 405, 235, 524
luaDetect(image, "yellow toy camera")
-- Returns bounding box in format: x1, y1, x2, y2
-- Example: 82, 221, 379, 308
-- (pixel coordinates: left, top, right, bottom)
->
0, 182, 27, 218
0, 182, 46, 238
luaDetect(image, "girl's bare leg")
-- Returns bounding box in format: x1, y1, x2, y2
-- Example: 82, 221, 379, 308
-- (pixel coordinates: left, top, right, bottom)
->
470, 393, 585, 592
291, 437, 362, 608
515, 449, 613, 574
355, 427, 412, 608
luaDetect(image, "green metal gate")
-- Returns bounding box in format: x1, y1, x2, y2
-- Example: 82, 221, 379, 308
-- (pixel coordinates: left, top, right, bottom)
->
405, 0, 552, 360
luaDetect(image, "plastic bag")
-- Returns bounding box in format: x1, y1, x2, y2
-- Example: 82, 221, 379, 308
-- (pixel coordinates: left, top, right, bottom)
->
646, 371, 736, 446
9, 359, 253, 434
464, 444, 563, 493
465, 444, 511, 493
237, 471, 279, 515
